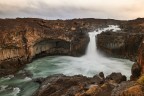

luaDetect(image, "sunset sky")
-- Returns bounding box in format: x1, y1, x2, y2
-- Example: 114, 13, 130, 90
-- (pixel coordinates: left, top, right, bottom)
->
0, 0, 144, 20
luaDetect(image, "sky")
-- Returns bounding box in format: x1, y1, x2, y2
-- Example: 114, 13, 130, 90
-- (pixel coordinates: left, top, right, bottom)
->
0, 0, 144, 20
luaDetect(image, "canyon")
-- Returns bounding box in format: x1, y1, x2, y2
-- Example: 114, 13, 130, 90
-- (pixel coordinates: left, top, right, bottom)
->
0, 18, 119, 77
0, 18, 144, 96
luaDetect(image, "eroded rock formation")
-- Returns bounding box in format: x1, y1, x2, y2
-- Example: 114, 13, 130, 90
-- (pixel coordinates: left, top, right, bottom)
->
137, 38, 144, 74
97, 31, 143, 61
97, 18, 144, 77
33, 73, 127, 96
33, 73, 144, 96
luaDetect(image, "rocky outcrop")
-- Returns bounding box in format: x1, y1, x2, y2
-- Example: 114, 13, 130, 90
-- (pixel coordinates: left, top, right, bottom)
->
33, 73, 144, 96
33, 73, 126, 96
112, 75, 144, 96
137, 38, 144, 75
112, 81, 144, 96
97, 31, 143, 61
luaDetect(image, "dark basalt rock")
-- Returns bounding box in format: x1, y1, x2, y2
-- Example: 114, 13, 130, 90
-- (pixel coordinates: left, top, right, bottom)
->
131, 62, 141, 80
99, 72, 105, 79
97, 31, 143, 61
106, 72, 127, 83
33, 74, 144, 96
33, 73, 127, 96
137, 38, 144, 75
33, 78, 45, 84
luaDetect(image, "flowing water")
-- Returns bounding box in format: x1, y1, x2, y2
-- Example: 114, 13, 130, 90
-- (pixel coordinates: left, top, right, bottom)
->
0, 25, 133, 96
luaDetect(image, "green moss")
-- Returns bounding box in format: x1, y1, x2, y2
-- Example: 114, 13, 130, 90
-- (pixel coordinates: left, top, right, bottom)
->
137, 75, 144, 85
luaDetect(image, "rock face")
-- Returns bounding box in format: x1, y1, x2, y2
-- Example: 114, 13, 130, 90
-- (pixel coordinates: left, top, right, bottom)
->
137, 39, 144, 75
97, 31, 143, 61
33, 73, 126, 96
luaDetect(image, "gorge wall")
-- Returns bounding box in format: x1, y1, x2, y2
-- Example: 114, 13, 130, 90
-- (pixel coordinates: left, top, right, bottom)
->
97, 32, 143, 61
97, 18, 144, 78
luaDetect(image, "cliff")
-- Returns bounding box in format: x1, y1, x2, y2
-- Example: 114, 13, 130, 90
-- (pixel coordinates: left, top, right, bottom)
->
97, 18, 144, 78
97, 31, 143, 61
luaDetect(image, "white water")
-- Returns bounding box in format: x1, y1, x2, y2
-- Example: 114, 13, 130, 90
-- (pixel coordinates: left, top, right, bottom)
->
0, 25, 133, 96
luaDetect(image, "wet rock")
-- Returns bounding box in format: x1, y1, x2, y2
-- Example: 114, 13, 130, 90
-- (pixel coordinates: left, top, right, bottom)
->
99, 72, 105, 79
33, 74, 89, 96
106, 72, 127, 83
131, 62, 141, 80
92, 75, 104, 84
33, 73, 128, 96
33, 78, 45, 84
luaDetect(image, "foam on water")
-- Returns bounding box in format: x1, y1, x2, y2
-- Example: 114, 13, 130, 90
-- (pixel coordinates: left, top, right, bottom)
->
0, 85, 8, 92
12, 87, 20, 96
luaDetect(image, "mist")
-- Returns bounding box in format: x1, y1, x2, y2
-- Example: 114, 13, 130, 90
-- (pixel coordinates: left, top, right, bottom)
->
0, 0, 144, 20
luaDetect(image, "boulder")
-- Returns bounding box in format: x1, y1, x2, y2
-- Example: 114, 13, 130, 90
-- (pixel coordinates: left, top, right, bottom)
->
106, 72, 127, 83
131, 62, 141, 80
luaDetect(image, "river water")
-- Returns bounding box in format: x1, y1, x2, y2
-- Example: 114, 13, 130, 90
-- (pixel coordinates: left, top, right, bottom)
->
0, 25, 133, 96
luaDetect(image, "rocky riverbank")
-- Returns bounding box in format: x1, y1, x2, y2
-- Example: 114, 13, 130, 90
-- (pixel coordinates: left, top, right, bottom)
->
33, 73, 144, 96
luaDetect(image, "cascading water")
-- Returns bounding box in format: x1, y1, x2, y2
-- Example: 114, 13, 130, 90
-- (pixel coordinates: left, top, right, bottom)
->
0, 25, 133, 96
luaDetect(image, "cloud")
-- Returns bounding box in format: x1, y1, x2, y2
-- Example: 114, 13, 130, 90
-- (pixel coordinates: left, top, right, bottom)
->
0, 0, 144, 20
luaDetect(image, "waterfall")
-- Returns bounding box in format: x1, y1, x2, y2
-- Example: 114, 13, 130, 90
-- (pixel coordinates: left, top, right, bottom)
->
83, 25, 121, 63
86, 25, 121, 56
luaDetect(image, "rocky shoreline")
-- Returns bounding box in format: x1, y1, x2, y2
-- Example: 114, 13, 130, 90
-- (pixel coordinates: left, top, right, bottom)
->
33, 73, 144, 96
0, 18, 144, 96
